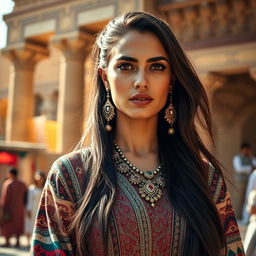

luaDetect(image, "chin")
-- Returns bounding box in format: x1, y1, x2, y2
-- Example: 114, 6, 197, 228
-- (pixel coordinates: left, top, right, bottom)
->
117, 108, 160, 120
127, 112, 158, 120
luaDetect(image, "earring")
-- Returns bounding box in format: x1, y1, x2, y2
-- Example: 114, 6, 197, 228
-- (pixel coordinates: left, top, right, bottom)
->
164, 91, 176, 135
103, 88, 115, 132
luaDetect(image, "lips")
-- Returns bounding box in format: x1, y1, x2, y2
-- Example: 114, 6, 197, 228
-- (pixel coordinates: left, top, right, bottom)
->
129, 94, 153, 105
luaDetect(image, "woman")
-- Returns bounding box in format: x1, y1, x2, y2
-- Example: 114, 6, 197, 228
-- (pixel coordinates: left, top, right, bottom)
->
31, 12, 244, 255
244, 188, 256, 255
25, 170, 46, 244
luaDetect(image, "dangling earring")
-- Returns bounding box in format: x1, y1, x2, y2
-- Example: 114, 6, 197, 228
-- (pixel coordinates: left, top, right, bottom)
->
103, 88, 115, 132
164, 91, 176, 135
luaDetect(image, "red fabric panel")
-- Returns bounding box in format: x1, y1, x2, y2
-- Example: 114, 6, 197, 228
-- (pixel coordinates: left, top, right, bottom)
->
0, 152, 17, 165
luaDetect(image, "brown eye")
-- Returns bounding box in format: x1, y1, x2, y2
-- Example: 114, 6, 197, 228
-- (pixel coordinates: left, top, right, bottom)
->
117, 63, 134, 71
151, 63, 167, 71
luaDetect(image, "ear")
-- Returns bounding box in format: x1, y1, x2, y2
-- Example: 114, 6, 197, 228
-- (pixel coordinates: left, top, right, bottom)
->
98, 67, 109, 90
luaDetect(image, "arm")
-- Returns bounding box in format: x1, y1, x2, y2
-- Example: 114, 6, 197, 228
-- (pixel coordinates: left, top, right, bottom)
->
0, 182, 8, 209
233, 155, 251, 175
209, 164, 245, 256
31, 159, 76, 256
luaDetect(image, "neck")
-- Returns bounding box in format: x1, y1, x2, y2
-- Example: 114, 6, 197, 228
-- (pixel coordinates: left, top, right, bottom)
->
115, 112, 158, 156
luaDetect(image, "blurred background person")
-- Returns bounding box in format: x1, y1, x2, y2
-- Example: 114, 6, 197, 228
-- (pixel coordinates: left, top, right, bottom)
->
243, 188, 256, 256
242, 169, 256, 224
0, 168, 27, 247
24, 170, 46, 245
233, 143, 256, 219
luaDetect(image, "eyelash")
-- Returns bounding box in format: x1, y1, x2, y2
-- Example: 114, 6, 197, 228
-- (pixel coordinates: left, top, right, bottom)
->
117, 63, 167, 71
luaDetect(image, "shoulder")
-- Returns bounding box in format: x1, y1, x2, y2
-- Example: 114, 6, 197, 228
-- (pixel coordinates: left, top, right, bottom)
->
3, 179, 12, 187
46, 148, 91, 202
51, 147, 90, 177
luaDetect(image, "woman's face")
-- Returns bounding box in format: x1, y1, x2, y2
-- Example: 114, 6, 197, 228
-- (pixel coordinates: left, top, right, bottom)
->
99, 30, 172, 120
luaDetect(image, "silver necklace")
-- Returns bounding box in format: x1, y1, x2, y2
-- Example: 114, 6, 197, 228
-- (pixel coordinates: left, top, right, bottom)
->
113, 143, 165, 207
114, 143, 162, 179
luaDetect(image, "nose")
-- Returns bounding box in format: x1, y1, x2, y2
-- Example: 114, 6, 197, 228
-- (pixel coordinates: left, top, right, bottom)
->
133, 69, 148, 89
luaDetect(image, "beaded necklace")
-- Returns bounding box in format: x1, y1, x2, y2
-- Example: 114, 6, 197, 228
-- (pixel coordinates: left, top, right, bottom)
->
113, 143, 165, 207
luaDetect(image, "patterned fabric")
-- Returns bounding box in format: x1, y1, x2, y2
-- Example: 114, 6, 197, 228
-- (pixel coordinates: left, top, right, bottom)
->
31, 150, 245, 256
208, 163, 245, 256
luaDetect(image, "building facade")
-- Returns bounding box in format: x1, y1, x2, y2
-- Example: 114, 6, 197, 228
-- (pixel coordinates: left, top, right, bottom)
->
0, 0, 256, 216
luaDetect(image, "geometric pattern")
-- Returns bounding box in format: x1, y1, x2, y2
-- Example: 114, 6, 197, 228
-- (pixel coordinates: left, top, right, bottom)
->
31, 151, 245, 255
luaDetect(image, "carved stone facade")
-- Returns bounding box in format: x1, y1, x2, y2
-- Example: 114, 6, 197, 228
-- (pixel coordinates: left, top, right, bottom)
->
0, 0, 255, 216
163, 0, 256, 46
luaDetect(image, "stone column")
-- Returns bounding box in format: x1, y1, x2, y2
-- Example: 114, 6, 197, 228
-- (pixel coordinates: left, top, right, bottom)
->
3, 43, 49, 142
200, 72, 226, 108
198, 72, 226, 152
53, 32, 92, 153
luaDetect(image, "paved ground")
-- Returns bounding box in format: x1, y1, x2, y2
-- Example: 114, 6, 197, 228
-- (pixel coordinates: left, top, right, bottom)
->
0, 222, 248, 256
0, 236, 29, 256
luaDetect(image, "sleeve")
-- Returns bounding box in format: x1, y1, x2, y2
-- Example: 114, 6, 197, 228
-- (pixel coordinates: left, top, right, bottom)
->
208, 163, 245, 256
31, 158, 76, 256
233, 155, 251, 174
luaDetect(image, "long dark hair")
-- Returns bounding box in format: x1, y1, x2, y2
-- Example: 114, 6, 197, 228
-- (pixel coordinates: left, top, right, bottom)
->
70, 12, 226, 255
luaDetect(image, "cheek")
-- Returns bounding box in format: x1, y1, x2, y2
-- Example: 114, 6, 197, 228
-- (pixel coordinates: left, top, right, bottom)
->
149, 71, 171, 85
108, 73, 129, 105
152, 76, 170, 96
152, 76, 171, 107
159, 91, 169, 109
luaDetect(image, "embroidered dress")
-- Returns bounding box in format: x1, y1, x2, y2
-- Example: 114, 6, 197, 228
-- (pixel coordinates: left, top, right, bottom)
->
31, 149, 244, 256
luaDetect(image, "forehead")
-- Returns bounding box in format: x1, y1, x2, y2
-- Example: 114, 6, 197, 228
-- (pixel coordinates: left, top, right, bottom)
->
109, 30, 168, 61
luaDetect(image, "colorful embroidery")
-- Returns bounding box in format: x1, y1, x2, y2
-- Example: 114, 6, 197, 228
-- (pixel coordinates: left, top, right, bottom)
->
118, 172, 152, 255
209, 163, 245, 255
31, 151, 245, 256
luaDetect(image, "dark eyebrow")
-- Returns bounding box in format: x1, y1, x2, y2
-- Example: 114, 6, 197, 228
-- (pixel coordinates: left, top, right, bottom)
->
116, 56, 169, 63
146, 56, 169, 63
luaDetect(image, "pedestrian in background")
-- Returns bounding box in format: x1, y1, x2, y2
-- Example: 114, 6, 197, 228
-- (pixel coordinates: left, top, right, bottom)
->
25, 170, 46, 245
242, 169, 256, 224
243, 188, 256, 255
0, 168, 27, 247
233, 143, 256, 219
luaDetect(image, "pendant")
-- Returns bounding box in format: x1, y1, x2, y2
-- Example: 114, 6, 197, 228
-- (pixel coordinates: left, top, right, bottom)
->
143, 171, 155, 179
114, 144, 165, 208
139, 180, 163, 207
